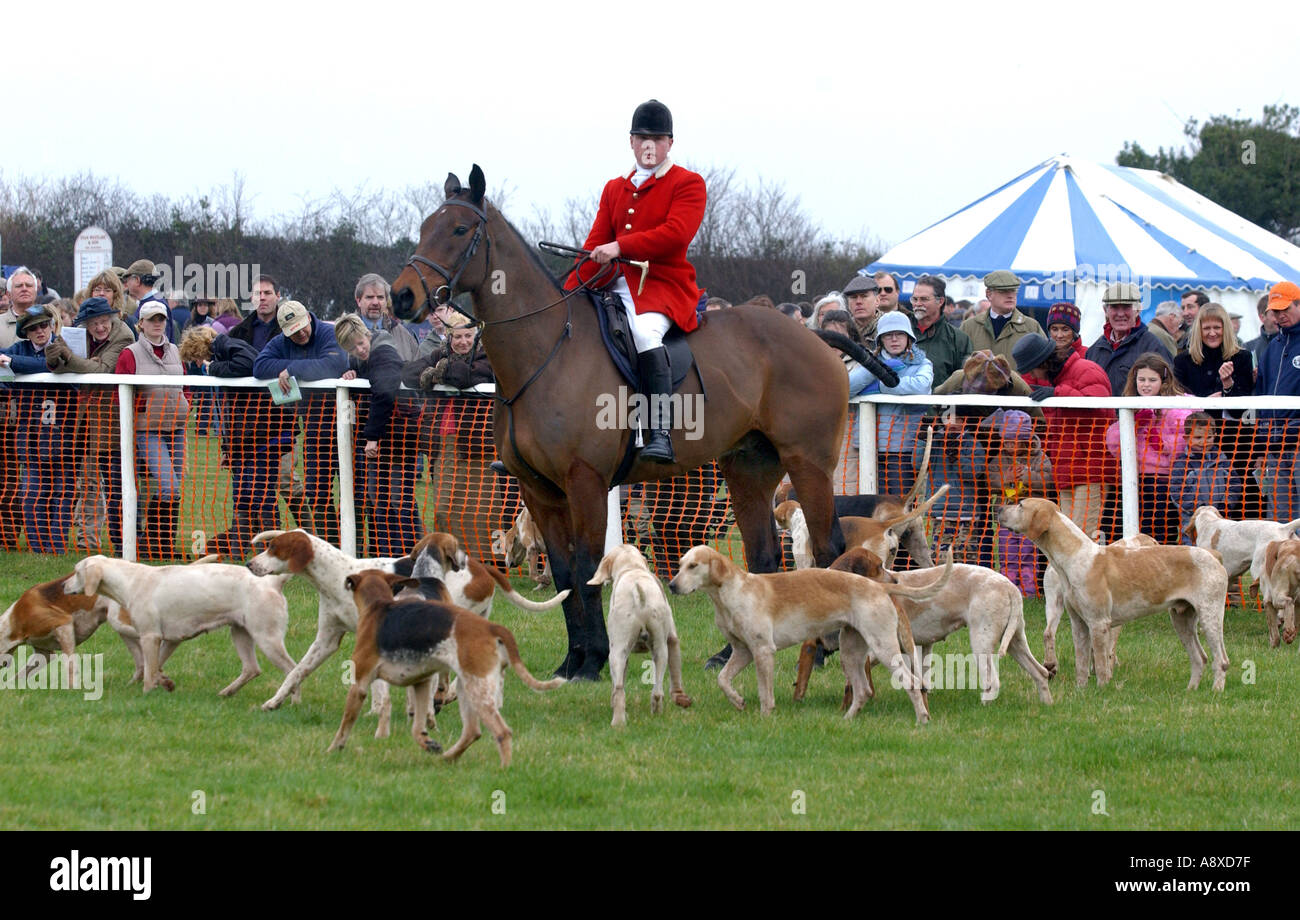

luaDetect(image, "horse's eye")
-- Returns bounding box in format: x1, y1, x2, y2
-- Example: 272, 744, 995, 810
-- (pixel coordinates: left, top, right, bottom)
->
453, 225, 469, 237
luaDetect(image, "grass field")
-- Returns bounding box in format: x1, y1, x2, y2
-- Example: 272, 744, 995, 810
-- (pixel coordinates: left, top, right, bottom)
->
1, 547, 1297, 830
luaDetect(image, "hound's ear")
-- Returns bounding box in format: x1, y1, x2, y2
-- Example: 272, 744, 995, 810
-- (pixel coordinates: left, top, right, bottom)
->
344, 574, 358, 592
82, 560, 102, 597
1265, 540, 1281, 577
391, 577, 419, 597
862, 551, 885, 579
1025, 502, 1052, 543
468, 164, 486, 205
708, 553, 728, 585
444, 172, 462, 198
587, 554, 613, 586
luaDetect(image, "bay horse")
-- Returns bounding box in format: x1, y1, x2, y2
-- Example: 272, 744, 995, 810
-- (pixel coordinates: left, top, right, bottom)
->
392, 165, 871, 681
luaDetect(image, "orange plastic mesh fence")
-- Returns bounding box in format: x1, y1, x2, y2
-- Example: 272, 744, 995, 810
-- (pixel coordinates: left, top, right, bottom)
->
3, 377, 1295, 613
849, 402, 1286, 604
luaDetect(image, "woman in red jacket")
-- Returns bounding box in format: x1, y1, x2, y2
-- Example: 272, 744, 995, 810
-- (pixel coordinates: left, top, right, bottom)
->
564, 99, 707, 465
1015, 303, 1117, 541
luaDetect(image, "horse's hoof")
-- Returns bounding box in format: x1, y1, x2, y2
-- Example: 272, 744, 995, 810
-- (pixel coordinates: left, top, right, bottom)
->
553, 650, 583, 680
569, 664, 604, 683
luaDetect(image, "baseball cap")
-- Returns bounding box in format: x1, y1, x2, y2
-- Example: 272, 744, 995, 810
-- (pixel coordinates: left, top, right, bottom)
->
277, 300, 311, 336
1267, 281, 1300, 312
138, 302, 169, 321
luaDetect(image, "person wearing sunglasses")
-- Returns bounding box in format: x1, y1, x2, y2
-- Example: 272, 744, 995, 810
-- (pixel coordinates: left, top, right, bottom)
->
0, 305, 77, 553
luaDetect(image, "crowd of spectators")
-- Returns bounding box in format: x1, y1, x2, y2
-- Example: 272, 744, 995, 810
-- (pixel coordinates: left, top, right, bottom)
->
2, 255, 1299, 588
0, 260, 458, 558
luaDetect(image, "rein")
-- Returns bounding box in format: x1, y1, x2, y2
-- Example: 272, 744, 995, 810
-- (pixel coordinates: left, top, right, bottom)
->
403, 205, 640, 410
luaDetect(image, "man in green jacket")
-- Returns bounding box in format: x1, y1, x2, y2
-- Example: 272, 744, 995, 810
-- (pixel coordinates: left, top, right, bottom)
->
912, 275, 971, 384
959, 270, 1044, 369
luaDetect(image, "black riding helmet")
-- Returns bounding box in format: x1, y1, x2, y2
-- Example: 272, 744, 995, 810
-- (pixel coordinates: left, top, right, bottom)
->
630, 99, 672, 137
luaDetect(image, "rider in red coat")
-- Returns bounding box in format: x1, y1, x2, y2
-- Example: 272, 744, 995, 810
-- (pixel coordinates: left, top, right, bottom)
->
564, 99, 707, 463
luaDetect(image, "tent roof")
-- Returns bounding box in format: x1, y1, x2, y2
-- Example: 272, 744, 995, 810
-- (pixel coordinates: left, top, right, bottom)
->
868, 154, 1300, 292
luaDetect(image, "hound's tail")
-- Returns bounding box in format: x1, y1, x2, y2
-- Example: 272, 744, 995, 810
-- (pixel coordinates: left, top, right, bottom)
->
883, 483, 950, 532
484, 564, 571, 612
899, 427, 934, 509
489, 623, 567, 691
881, 549, 954, 602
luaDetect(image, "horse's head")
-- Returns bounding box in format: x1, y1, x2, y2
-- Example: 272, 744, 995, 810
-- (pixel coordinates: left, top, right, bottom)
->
392, 165, 491, 322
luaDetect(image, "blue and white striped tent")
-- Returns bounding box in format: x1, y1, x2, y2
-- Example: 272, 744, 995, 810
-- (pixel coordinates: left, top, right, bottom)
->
868, 154, 1300, 343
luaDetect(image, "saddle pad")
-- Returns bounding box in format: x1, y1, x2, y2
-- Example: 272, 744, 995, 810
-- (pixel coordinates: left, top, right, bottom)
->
589, 290, 695, 393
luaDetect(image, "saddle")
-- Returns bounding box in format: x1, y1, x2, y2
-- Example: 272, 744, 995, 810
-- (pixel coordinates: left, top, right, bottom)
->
589, 287, 695, 393
587, 287, 703, 487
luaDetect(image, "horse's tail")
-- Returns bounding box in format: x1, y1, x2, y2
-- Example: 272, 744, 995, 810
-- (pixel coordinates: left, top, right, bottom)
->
814, 330, 900, 389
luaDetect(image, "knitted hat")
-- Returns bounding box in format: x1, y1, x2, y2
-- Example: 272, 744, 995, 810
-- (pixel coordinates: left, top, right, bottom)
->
999, 409, 1034, 441
1045, 302, 1080, 335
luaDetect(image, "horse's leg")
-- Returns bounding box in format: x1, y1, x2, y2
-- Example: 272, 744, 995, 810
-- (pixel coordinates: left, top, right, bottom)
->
706, 449, 785, 669
784, 454, 844, 567
563, 460, 612, 681
524, 488, 586, 680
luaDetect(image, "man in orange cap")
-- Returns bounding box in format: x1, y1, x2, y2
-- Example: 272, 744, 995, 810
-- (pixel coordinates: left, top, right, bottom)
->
1257, 281, 1300, 518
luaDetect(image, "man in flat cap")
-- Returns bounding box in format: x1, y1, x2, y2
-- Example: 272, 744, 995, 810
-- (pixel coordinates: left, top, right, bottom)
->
123, 259, 178, 343
959, 270, 1044, 368
842, 274, 881, 347
1084, 281, 1172, 397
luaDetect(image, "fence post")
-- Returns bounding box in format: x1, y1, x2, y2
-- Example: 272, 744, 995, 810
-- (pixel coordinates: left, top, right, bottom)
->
1117, 406, 1139, 539
117, 382, 137, 562
606, 488, 621, 553
336, 386, 356, 557
858, 401, 877, 494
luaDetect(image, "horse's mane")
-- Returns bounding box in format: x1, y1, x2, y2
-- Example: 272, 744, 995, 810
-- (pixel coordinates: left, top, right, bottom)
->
478, 196, 566, 292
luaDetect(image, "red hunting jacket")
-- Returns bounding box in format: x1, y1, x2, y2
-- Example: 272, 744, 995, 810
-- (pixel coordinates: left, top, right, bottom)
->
565, 159, 706, 332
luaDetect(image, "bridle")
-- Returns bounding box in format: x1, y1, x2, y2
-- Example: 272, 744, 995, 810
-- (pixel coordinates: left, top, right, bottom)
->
402, 198, 492, 325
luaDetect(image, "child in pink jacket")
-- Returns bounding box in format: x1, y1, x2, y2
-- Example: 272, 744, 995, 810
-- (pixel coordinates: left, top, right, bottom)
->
1105, 354, 1192, 544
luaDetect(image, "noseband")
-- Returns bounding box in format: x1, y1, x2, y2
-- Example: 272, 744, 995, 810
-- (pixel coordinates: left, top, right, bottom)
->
403, 198, 491, 324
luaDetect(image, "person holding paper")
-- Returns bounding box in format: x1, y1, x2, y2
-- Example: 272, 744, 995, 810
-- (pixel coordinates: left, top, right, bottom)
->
253, 300, 349, 546
43, 297, 135, 553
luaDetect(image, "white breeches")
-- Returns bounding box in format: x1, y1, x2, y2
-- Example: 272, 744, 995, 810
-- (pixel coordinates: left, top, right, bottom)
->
614, 277, 671, 352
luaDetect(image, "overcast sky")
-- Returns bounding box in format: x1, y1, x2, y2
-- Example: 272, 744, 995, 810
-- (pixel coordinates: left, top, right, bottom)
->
8, 1, 1290, 253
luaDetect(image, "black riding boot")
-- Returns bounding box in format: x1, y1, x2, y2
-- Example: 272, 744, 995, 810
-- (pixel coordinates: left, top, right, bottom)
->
636, 346, 675, 464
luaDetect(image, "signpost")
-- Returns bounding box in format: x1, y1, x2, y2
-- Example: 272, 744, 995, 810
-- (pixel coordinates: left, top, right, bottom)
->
73, 226, 113, 292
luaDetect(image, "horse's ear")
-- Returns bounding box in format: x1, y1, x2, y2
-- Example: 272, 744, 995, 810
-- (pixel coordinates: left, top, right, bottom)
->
468, 164, 486, 204
444, 172, 462, 198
